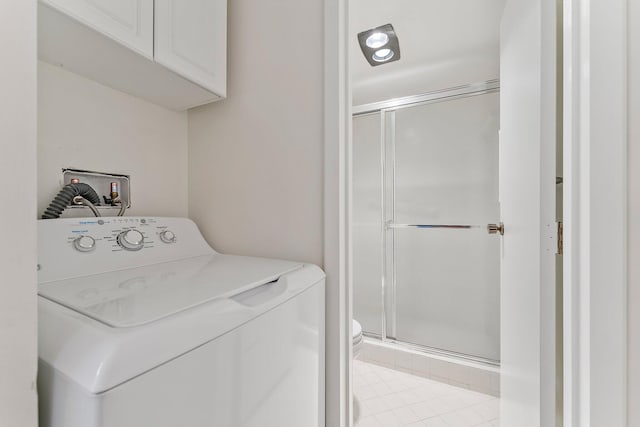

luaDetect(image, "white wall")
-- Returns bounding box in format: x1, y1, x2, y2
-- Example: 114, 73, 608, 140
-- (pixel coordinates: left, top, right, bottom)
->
187, 0, 323, 266
186, 0, 327, 421
0, 1, 38, 426
38, 61, 189, 219
628, 0, 639, 423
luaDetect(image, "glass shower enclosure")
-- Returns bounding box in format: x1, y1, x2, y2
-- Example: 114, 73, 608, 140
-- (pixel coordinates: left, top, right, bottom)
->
352, 80, 501, 364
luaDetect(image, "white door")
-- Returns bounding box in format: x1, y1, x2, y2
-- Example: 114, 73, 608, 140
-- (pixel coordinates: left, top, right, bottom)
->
154, 0, 227, 97
40, 0, 154, 58
499, 0, 557, 426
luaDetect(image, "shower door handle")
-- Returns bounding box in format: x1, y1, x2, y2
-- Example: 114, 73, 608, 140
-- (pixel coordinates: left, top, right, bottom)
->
487, 223, 504, 235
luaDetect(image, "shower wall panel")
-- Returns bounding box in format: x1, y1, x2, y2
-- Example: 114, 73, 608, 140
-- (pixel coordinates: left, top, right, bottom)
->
352, 113, 383, 336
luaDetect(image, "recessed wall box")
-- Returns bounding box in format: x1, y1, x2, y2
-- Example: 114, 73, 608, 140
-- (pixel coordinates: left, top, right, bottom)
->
62, 169, 131, 211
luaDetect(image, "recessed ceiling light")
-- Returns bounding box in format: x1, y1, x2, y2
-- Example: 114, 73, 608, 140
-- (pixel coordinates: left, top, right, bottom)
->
365, 32, 389, 49
357, 24, 401, 67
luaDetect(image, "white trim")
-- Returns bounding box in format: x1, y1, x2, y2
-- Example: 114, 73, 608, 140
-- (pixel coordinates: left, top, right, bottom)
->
563, 0, 628, 425
627, 1, 640, 423
324, 0, 351, 426
562, 2, 579, 424
0, 1, 38, 425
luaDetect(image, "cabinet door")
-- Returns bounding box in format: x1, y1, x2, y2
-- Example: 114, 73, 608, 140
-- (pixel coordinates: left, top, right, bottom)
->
40, 0, 153, 59
154, 0, 227, 97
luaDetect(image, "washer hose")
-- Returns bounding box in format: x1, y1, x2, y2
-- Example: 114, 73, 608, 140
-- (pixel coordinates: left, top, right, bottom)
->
42, 183, 101, 219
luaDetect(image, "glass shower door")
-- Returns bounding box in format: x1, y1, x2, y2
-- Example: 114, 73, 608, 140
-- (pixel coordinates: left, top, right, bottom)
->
384, 92, 501, 362
352, 113, 383, 337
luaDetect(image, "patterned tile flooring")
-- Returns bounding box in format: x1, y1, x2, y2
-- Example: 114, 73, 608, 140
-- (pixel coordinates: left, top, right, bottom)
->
353, 360, 500, 427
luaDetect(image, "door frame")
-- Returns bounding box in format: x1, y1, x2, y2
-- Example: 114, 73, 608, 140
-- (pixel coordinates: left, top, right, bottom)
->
563, 0, 628, 425
323, 0, 629, 426
324, 1, 352, 426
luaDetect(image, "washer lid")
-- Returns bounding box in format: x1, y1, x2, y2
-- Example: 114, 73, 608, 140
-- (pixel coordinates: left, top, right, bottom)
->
38, 254, 303, 328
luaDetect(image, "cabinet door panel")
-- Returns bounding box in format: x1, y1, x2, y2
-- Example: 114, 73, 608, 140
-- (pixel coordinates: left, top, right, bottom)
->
154, 0, 227, 97
40, 0, 153, 58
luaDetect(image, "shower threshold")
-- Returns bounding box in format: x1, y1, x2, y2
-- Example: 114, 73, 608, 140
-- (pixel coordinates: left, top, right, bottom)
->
360, 334, 500, 396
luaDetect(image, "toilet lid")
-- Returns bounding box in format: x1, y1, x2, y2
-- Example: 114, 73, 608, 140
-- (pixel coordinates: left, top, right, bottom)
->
352, 319, 362, 339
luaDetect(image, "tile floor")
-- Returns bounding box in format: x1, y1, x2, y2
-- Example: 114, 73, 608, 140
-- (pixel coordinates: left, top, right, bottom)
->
353, 360, 500, 427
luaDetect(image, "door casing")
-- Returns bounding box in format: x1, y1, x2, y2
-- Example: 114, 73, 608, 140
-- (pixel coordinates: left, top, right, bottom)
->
323, 0, 629, 425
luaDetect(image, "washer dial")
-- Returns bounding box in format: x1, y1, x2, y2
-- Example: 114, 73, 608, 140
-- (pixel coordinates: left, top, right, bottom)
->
159, 230, 176, 243
73, 235, 96, 252
117, 229, 145, 251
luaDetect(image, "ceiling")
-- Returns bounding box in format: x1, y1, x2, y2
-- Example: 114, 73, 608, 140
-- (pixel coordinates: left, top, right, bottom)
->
350, 0, 507, 105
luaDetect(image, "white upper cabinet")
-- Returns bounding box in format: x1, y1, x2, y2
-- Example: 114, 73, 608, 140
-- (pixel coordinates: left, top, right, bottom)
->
41, 0, 154, 59
154, 0, 227, 97
38, 0, 227, 110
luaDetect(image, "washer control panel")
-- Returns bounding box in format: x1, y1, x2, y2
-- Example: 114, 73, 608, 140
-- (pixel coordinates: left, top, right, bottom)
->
65, 219, 179, 253
38, 217, 215, 283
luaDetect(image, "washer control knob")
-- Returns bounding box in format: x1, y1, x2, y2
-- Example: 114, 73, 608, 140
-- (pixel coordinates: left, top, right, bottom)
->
159, 230, 176, 244
117, 229, 145, 251
73, 235, 96, 252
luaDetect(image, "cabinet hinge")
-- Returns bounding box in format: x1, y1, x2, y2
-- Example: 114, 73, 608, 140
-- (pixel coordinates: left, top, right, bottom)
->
557, 221, 563, 255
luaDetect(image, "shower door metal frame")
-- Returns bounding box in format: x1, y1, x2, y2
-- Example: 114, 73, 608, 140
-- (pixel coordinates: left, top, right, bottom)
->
354, 79, 501, 366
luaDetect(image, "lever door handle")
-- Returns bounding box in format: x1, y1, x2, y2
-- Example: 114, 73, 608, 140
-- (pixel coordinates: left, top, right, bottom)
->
487, 223, 504, 235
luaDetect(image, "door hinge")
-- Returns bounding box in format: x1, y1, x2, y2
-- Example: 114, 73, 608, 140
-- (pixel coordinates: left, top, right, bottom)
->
557, 221, 563, 255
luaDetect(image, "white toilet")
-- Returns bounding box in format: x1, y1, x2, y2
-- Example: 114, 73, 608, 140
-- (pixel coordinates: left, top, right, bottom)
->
353, 319, 363, 358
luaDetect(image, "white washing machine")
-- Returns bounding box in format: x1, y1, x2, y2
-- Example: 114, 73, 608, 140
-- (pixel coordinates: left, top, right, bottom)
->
37, 217, 325, 427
